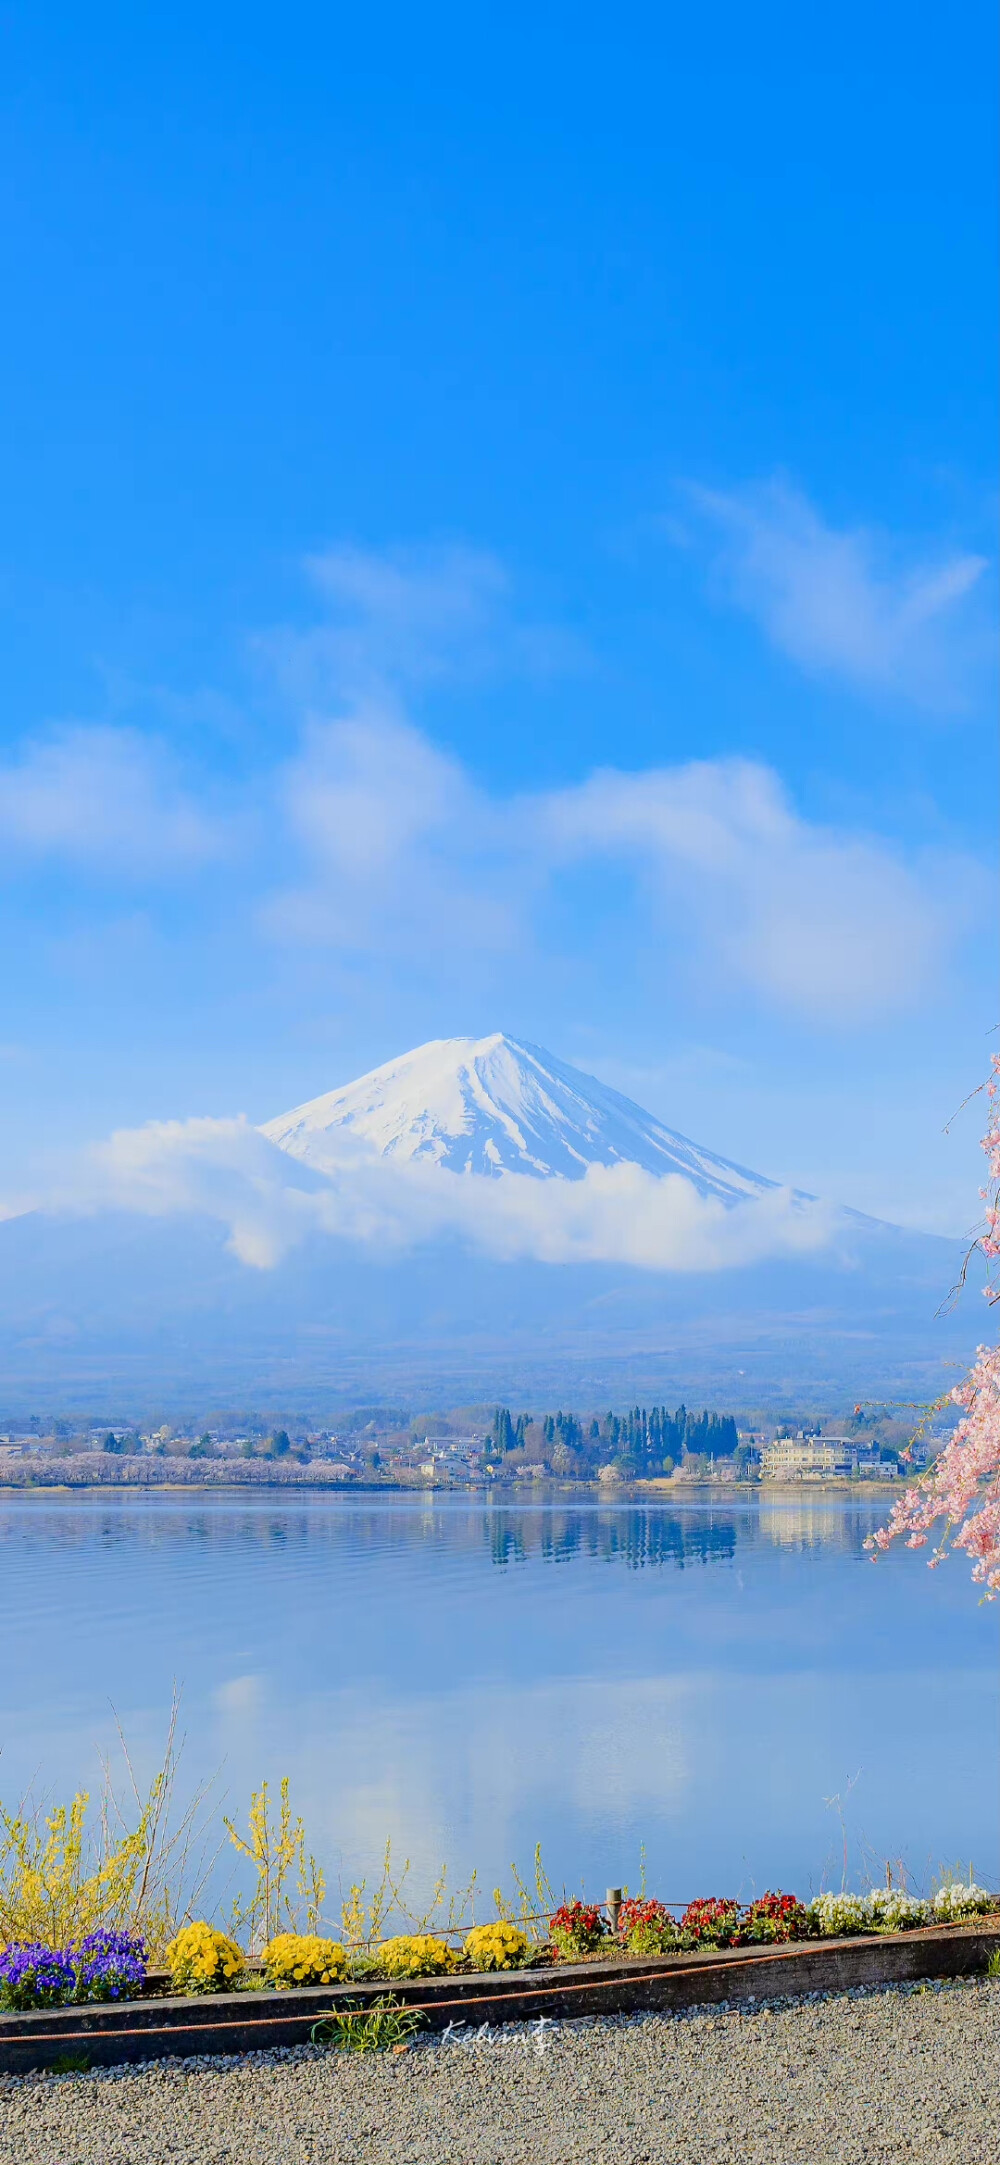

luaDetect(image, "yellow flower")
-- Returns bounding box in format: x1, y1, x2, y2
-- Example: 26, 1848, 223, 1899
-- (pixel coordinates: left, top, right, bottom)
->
165, 1922, 245, 1996
464, 1922, 531, 1972
376, 1934, 457, 1978
262, 1934, 347, 1989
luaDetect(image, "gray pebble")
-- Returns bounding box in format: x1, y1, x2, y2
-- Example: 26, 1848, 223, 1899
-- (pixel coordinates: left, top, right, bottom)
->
0, 1978, 996, 2162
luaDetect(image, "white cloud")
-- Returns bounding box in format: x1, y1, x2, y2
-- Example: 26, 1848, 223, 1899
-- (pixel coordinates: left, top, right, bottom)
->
212, 1675, 264, 1715
264, 542, 585, 704
267, 704, 519, 953
1, 698, 960, 1025
0, 536, 981, 1030
684, 478, 990, 706
47, 1109, 835, 1274
0, 726, 224, 872
82, 1116, 327, 1268
305, 542, 509, 686
267, 710, 969, 1023
285, 705, 472, 877
539, 755, 960, 1021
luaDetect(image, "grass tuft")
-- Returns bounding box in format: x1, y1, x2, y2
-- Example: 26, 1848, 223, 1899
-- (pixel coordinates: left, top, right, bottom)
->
311, 1994, 424, 2053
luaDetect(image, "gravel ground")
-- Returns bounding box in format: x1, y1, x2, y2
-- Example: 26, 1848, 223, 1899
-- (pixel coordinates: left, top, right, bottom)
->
1, 1979, 997, 2165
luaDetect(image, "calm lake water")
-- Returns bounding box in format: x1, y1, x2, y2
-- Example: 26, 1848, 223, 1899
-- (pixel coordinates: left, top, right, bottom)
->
2, 1489, 998, 1915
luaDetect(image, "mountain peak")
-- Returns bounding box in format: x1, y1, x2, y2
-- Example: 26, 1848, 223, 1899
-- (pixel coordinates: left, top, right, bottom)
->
261, 1033, 779, 1203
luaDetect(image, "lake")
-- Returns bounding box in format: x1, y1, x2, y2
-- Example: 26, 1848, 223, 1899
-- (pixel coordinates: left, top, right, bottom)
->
2, 1489, 998, 1921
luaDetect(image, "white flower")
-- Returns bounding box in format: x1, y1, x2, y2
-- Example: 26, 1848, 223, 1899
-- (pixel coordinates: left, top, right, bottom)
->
931, 1881, 996, 1920
866, 1889, 929, 1931
808, 1889, 931, 1936
808, 1893, 870, 1937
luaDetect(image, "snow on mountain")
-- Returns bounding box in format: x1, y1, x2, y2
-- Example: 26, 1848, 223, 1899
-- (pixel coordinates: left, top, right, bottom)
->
261, 1032, 788, 1206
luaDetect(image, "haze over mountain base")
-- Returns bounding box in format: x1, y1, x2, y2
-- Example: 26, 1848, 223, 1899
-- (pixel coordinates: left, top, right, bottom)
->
0, 1207, 974, 1420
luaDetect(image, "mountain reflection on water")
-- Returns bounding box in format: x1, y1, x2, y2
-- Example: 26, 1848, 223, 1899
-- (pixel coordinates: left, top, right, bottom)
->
1, 1490, 997, 1913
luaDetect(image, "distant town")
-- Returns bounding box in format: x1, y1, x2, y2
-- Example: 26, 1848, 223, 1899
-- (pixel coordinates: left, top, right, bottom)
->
0, 1399, 942, 1489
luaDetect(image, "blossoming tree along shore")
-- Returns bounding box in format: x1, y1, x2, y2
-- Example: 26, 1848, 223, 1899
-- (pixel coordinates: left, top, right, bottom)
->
870, 1055, 1000, 1596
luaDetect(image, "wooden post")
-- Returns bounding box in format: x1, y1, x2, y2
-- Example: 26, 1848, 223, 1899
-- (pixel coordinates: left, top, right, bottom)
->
606, 1887, 622, 1936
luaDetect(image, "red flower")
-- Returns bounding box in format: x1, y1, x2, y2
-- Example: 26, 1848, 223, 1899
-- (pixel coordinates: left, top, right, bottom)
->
619, 1898, 670, 1934
741, 1891, 809, 1944
548, 1901, 606, 1955
680, 1898, 742, 1947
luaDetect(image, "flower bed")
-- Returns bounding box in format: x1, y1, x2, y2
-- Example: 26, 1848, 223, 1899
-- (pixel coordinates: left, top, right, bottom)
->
609, 1882, 998, 1957
1, 1882, 997, 2027
808, 1883, 996, 1938
2, 1914, 1000, 2075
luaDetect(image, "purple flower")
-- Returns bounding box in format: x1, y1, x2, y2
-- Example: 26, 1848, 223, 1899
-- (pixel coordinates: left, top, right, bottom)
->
0, 1929, 147, 2010
0, 1943, 76, 2011
71, 1929, 147, 2003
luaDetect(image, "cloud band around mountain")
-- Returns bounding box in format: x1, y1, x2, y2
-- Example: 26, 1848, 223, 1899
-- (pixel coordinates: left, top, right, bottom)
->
31, 1112, 837, 1275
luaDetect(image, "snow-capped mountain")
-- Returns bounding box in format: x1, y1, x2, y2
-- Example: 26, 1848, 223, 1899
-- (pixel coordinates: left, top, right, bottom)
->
0, 1029, 973, 1410
261, 1033, 785, 1205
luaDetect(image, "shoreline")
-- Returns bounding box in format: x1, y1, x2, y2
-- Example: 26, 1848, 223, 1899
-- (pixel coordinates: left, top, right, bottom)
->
0, 1470, 906, 1497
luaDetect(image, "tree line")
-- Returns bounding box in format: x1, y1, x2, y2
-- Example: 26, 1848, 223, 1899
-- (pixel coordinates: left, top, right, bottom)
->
489, 1403, 739, 1474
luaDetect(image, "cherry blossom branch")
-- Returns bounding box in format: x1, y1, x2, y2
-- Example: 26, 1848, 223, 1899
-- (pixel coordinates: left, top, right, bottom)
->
868, 1054, 1000, 1598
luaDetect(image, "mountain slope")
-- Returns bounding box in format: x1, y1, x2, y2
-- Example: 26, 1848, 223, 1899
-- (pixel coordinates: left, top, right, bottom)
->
261, 1033, 785, 1203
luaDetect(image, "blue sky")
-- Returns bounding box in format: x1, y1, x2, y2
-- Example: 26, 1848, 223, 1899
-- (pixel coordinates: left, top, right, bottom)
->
0, 2, 995, 1232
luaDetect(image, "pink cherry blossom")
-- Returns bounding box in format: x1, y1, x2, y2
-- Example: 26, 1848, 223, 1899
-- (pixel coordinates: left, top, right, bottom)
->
869, 1055, 1000, 1597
